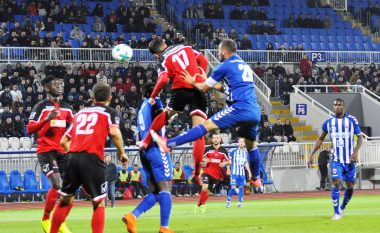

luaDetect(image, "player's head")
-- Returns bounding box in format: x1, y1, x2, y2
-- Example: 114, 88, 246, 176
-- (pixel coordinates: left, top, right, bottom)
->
211, 132, 222, 146
175, 162, 181, 169
92, 82, 112, 104
41, 75, 64, 98
148, 38, 167, 57
218, 39, 237, 61
238, 137, 245, 149
133, 164, 139, 171
121, 163, 127, 170
333, 98, 345, 116
142, 83, 156, 99
105, 154, 111, 163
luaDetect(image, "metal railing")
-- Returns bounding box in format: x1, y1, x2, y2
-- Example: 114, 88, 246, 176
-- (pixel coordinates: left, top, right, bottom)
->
0, 47, 156, 63
1, 140, 379, 176
329, 0, 348, 12
2, 47, 380, 65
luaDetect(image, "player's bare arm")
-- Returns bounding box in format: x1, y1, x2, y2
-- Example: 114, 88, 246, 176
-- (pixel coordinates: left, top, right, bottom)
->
109, 126, 129, 163
351, 134, 363, 163
245, 161, 252, 180
60, 135, 71, 152
308, 131, 328, 167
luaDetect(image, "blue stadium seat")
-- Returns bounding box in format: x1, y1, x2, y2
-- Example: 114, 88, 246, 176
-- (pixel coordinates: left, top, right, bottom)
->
364, 43, 373, 51
311, 42, 320, 50
61, 24, 73, 32
23, 170, 40, 194
336, 35, 345, 43
354, 36, 363, 43
329, 43, 338, 51
9, 170, 27, 195
0, 170, 14, 195
40, 174, 50, 192
320, 43, 329, 51
355, 43, 364, 51
338, 43, 348, 50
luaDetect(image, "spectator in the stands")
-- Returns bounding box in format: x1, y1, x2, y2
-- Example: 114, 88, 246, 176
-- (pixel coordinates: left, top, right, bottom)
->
204, 1, 216, 18
174, 33, 186, 44
0, 117, 15, 137
267, 22, 278, 35
253, 62, 265, 78
34, 20, 45, 32
125, 18, 137, 32
283, 119, 296, 142
349, 70, 360, 85
323, 15, 331, 28
300, 54, 311, 78
10, 84, 22, 102
285, 14, 297, 27
44, 17, 55, 32
128, 35, 138, 49
92, 3, 104, 17
106, 18, 118, 32
230, 5, 242, 19
228, 28, 240, 43
303, 13, 314, 28
120, 121, 135, 146
138, 35, 148, 48
259, 121, 276, 143
192, 20, 205, 34
194, 4, 204, 18
93, 17, 106, 32
272, 119, 287, 142
258, 9, 268, 20
185, 4, 199, 18
165, 25, 176, 39
13, 115, 24, 137
275, 61, 286, 77
240, 34, 252, 50
260, 21, 270, 34
313, 15, 323, 28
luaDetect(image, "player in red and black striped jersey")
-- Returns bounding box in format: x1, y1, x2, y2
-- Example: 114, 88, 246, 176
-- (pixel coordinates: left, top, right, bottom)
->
197, 132, 230, 213
26, 75, 73, 233
137, 39, 209, 180
50, 82, 128, 233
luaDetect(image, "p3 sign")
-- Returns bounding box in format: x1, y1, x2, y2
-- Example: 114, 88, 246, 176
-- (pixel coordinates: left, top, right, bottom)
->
311, 52, 326, 62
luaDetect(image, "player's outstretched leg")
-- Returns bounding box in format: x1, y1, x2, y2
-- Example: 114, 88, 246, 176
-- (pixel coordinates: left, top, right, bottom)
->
123, 193, 158, 232
193, 136, 205, 177
91, 202, 105, 233
226, 187, 237, 208
248, 147, 262, 188
237, 186, 244, 208
340, 182, 354, 215
331, 184, 341, 220
158, 191, 173, 232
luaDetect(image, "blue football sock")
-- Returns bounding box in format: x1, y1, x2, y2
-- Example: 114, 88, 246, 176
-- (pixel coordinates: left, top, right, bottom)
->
248, 147, 261, 179
331, 186, 340, 214
227, 188, 236, 201
238, 187, 244, 202
341, 188, 353, 210
158, 191, 172, 227
167, 125, 207, 148
132, 193, 158, 218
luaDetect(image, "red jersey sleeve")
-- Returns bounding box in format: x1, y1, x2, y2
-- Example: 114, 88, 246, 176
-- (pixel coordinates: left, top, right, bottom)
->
150, 72, 169, 99
27, 102, 48, 134
194, 50, 208, 73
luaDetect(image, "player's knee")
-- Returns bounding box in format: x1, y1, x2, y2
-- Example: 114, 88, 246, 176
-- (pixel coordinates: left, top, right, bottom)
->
51, 181, 61, 190
60, 196, 73, 207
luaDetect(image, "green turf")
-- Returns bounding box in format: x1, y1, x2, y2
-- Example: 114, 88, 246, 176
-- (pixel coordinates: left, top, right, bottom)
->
0, 195, 379, 233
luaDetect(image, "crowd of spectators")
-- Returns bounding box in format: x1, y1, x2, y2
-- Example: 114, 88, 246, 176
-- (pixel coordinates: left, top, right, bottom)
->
252, 60, 380, 105
284, 13, 331, 29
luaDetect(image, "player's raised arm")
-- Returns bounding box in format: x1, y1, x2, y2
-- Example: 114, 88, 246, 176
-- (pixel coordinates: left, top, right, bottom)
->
110, 126, 129, 163
149, 72, 169, 103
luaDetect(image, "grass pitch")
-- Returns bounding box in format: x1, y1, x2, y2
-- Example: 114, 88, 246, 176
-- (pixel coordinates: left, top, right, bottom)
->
0, 195, 379, 233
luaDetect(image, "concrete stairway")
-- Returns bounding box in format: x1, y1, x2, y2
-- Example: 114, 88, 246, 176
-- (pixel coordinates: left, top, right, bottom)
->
269, 100, 319, 141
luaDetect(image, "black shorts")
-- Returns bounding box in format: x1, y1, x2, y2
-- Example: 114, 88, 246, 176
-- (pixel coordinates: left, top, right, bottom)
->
201, 173, 219, 188
38, 151, 67, 177
168, 88, 207, 118
60, 152, 107, 202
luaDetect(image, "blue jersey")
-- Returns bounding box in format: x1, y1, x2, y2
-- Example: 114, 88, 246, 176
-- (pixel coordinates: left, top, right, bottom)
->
322, 113, 362, 164
229, 148, 248, 176
208, 55, 259, 109
137, 98, 164, 147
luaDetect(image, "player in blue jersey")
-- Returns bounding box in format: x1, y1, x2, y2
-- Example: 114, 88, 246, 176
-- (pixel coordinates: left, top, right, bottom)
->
151, 39, 263, 188
226, 138, 252, 208
122, 83, 174, 233
308, 98, 363, 221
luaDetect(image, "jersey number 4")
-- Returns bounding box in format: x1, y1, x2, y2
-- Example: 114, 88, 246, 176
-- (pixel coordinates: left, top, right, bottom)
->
76, 113, 98, 135
238, 64, 253, 82
172, 50, 189, 69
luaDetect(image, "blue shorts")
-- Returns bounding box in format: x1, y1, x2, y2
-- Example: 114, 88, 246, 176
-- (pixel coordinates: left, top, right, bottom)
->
230, 174, 246, 187
330, 161, 356, 182
141, 147, 173, 184
210, 103, 260, 141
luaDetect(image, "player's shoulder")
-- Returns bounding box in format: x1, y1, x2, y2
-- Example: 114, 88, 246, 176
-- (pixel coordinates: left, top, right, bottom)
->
204, 146, 214, 153
324, 116, 335, 124
161, 44, 190, 57
81, 105, 116, 115
345, 113, 359, 123
219, 146, 229, 154
59, 101, 73, 110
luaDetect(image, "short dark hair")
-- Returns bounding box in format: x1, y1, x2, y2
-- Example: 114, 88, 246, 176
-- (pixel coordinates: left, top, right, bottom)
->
220, 39, 237, 53
148, 38, 164, 54
142, 83, 156, 98
334, 98, 345, 105
92, 82, 111, 102
41, 75, 59, 86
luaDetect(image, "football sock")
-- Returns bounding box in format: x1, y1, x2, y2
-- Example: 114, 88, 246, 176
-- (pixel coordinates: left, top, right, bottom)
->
167, 125, 207, 148
198, 190, 209, 207
50, 202, 73, 233
92, 205, 105, 233
341, 188, 353, 210
193, 136, 205, 176
158, 191, 172, 227
331, 186, 340, 214
248, 147, 261, 179
42, 188, 58, 221
142, 111, 167, 145
238, 187, 244, 203
227, 188, 236, 201
132, 193, 158, 218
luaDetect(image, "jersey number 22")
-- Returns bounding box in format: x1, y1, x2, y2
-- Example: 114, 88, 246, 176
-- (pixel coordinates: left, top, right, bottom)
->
238, 64, 253, 82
